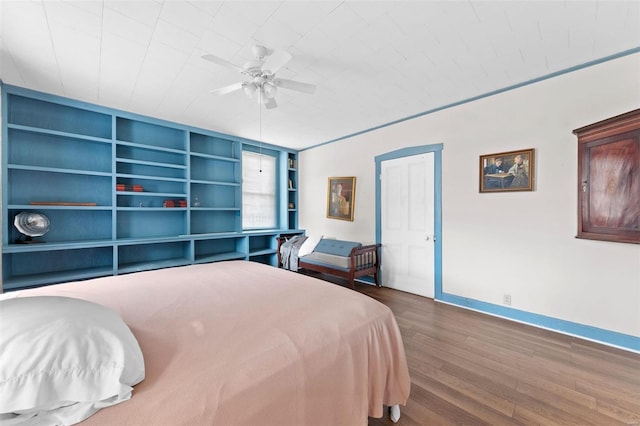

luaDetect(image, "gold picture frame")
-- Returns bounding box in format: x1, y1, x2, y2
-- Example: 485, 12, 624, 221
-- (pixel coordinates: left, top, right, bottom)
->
327, 176, 356, 221
479, 148, 535, 193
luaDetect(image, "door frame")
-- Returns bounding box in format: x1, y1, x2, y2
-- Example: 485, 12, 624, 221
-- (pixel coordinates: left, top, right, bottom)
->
375, 144, 443, 299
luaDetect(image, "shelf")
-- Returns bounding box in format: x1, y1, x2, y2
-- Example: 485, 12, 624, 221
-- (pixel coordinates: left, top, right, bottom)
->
6, 208, 112, 243
8, 127, 112, 173
2, 87, 299, 290
115, 236, 191, 246
8, 164, 112, 177
190, 179, 240, 186
116, 140, 187, 155
7, 123, 112, 144
190, 207, 240, 211
116, 117, 186, 151
116, 173, 187, 183
8, 94, 112, 139
117, 210, 187, 239
190, 132, 239, 158
190, 152, 240, 162
116, 207, 187, 211
191, 156, 239, 183
8, 204, 111, 210
118, 258, 191, 275
116, 157, 187, 170
7, 170, 111, 208
3, 239, 115, 253
116, 191, 186, 197
2, 266, 115, 291
194, 252, 246, 264
191, 210, 239, 234
2, 246, 114, 287
116, 176, 186, 195
117, 240, 191, 273
249, 248, 277, 256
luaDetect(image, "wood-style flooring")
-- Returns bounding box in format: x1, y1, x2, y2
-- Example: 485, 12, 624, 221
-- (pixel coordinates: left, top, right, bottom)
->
301, 272, 640, 425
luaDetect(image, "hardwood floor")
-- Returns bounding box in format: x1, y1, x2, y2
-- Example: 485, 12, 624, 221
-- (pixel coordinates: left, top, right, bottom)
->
303, 272, 640, 425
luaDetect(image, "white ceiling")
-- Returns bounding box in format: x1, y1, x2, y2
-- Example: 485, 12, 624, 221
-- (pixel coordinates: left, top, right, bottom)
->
1, 1, 639, 150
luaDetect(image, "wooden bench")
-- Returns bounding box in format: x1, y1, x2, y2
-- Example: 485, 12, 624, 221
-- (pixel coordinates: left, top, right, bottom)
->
278, 237, 381, 289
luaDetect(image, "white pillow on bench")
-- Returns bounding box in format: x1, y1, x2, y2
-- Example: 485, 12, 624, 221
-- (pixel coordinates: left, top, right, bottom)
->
298, 235, 322, 257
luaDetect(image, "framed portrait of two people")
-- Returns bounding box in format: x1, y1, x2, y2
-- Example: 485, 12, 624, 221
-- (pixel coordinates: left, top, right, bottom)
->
327, 176, 356, 221
479, 148, 535, 193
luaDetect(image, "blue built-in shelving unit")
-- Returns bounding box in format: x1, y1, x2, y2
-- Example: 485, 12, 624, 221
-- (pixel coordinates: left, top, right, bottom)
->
1, 84, 303, 290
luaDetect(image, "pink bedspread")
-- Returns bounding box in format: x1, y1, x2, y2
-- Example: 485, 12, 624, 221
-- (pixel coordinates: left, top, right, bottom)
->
8, 261, 410, 425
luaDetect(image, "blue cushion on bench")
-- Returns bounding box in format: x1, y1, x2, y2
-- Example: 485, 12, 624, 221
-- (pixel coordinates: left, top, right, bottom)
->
312, 239, 362, 257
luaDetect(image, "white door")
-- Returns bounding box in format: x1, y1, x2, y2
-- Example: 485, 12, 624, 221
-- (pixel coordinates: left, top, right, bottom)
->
381, 153, 435, 298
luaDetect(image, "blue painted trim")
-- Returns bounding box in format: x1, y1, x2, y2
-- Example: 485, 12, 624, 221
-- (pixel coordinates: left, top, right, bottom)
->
375, 144, 443, 298
301, 47, 640, 152
1, 83, 10, 246
440, 293, 640, 353
433, 149, 443, 300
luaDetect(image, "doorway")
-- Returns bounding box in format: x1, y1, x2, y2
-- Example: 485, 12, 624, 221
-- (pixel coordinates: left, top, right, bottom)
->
375, 145, 442, 299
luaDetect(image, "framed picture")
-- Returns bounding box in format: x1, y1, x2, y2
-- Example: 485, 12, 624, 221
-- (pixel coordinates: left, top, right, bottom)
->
327, 176, 356, 221
479, 148, 535, 193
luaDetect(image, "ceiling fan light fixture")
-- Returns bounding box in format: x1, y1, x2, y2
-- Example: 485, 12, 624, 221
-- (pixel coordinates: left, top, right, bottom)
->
258, 88, 268, 104
263, 83, 277, 99
243, 82, 257, 98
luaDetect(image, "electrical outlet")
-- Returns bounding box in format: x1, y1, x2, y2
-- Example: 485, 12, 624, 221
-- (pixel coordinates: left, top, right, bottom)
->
503, 294, 512, 306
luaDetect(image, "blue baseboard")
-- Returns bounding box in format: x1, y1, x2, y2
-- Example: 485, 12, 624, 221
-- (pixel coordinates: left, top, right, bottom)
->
439, 293, 640, 353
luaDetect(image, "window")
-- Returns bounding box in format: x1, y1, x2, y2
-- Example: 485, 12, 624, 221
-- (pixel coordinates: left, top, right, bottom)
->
242, 151, 276, 229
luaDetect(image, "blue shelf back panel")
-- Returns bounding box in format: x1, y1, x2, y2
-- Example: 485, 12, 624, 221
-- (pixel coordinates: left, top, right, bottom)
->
4, 247, 113, 277
117, 195, 185, 208
116, 117, 186, 150
8, 169, 112, 205
191, 156, 237, 183
249, 235, 275, 251
8, 208, 112, 243
116, 162, 186, 180
116, 176, 186, 195
118, 241, 190, 266
190, 183, 237, 208
7, 95, 112, 139
190, 133, 237, 158
9, 129, 112, 173
191, 210, 238, 234
195, 237, 244, 257
116, 144, 186, 165
117, 210, 186, 238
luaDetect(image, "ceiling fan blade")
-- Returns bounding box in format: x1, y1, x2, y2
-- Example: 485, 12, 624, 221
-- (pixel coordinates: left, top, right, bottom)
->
201, 53, 244, 73
263, 50, 292, 73
264, 97, 278, 109
210, 82, 244, 95
274, 78, 316, 94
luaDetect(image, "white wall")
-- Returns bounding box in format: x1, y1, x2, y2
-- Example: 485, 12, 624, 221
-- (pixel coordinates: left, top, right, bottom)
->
299, 53, 640, 339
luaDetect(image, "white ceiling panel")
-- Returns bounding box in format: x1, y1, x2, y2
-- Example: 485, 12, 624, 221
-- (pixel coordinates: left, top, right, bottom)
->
1, 0, 638, 150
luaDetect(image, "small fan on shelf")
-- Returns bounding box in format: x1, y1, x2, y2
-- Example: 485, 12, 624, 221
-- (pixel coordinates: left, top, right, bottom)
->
14, 212, 50, 244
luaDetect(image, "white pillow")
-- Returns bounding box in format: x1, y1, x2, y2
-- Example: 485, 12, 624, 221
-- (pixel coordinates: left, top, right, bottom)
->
298, 235, 323, 257
0, 296, 145, 425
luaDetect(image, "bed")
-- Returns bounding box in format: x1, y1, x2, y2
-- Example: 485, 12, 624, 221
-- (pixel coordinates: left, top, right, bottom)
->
0, 260, 410, 425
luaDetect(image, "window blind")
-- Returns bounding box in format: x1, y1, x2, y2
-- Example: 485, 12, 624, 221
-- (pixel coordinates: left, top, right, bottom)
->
242, 151, 276, 229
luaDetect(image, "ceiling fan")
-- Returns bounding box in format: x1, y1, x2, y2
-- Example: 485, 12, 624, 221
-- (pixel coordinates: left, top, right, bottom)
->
202, 45, 316, 109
